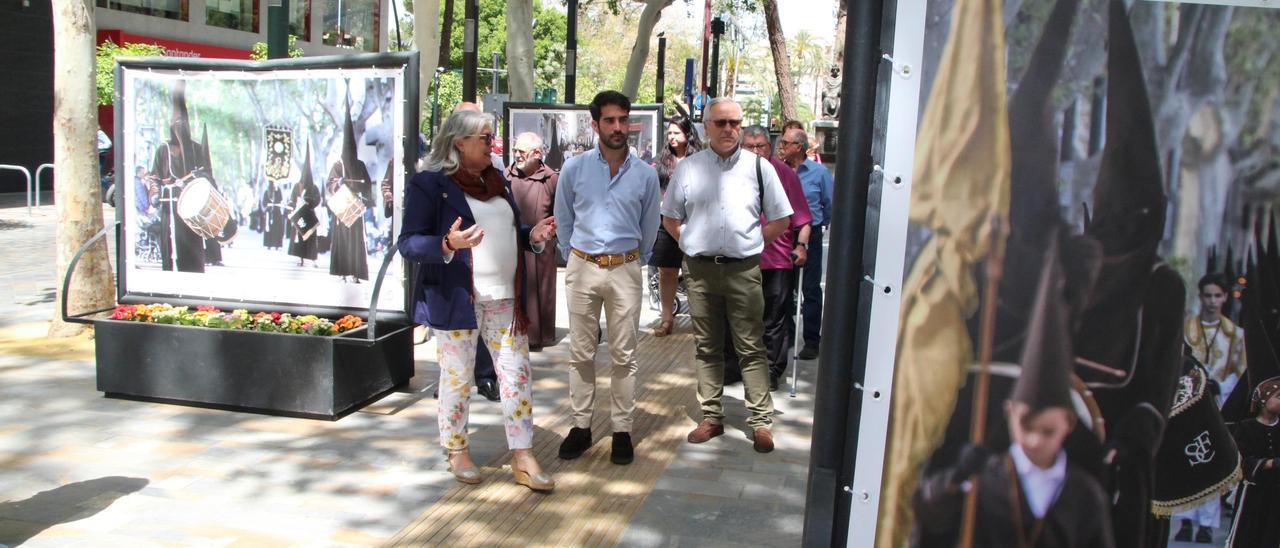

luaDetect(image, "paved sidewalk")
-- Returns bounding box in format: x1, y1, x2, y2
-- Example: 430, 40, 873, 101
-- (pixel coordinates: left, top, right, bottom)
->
0, 193, 815, 546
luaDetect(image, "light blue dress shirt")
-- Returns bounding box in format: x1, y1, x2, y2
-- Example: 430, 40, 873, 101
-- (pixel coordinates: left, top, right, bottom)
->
796, 159, 834, 226
554, 147, 662, 263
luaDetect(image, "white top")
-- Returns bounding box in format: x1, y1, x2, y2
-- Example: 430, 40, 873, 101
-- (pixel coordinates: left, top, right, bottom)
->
1009, 443, 1067, 519
660, 147, 793, 258
465, 195, 517, 301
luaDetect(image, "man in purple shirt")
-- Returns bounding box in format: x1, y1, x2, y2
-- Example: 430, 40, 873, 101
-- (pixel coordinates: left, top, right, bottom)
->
743, 126, 811, 391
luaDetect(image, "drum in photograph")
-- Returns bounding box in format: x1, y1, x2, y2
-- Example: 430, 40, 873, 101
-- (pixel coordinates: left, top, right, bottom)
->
326, 184, 364, 227
1151, 364, 1242, 516
176, 178, 231, 240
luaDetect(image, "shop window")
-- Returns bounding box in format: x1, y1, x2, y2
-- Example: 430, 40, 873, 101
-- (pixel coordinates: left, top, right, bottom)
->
321, 0, 379, 52
207, 0, 260, 33
97, 0, 189, 21
290, 0, 312, 42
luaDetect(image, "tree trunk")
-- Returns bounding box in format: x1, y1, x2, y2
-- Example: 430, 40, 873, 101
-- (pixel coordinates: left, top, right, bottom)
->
50, 0, 114, 337
621, 0, 673, 101
414, 0, 441, 126
437, 0, 454, 69
763, 0, 797, 122
833, 0, 847, 66
505, 0, 535, 102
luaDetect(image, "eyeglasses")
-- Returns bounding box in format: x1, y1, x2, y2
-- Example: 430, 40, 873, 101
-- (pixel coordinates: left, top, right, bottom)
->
467, 133, 495, 145
514, 148, 541, 156
743, 142, 769, 151
709, 118, 743, 129
778, 139, 800, 147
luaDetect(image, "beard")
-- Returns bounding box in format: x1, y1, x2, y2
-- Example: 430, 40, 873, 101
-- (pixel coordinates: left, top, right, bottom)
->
601, 132, 627, 150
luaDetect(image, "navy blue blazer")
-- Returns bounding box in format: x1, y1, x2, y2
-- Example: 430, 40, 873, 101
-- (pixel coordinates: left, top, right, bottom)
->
398, 169, 539, 330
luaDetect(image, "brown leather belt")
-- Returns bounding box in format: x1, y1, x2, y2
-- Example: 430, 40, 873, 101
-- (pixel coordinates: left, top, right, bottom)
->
571, 247, 640, 267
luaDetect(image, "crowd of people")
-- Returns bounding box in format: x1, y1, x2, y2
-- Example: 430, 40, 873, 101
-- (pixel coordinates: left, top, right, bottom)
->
396, 91, 834, 491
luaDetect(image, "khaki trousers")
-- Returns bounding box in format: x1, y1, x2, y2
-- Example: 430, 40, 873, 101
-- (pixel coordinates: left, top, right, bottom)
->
565, 253, 643, 432
684, 256, 774, 428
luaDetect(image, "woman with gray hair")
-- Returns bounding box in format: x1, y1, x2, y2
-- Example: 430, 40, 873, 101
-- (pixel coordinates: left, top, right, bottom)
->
398, 109, 558, 492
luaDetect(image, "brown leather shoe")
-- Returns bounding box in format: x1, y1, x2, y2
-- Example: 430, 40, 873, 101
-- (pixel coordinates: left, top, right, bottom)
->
752, 427, 774, 453
686, 420, 725, 443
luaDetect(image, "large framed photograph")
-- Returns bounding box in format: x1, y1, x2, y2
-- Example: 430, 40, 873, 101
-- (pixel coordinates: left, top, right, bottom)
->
502, 103, 662, 170
627, 104, 661, 164
114, 54, 419, 317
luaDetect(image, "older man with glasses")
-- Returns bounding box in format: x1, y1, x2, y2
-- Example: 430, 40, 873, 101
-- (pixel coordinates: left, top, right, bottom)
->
661, 98, 793, 453
507, 132, 560, 351
780, 126, 833, 361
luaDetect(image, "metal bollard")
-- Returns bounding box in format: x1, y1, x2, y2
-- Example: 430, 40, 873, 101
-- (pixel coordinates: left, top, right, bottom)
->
0, 164, 33, 215
35, 163, 53, 209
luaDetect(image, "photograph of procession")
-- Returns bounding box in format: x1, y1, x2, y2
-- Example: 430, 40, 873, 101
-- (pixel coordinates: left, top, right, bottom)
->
872, 0, 1280, 546
117, 63, 411, 313
502, 103, 660, 171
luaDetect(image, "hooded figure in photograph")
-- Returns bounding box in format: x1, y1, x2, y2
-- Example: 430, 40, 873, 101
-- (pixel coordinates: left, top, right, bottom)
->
913, 241, 1115, 548
326, 96, 374, 282
150, 81, 210, 273
262, 179, 287, 249
288, 143, 321, 265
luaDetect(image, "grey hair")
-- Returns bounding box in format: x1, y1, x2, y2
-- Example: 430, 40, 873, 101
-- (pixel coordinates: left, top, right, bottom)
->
706, 96, 739, 112
742, 125, 769, 140
787, 127, 810, 146
514, 131, 544, 151
424, 109, 491, 175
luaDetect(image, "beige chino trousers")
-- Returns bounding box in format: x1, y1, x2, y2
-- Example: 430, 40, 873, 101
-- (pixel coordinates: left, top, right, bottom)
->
564, 253, 643, 432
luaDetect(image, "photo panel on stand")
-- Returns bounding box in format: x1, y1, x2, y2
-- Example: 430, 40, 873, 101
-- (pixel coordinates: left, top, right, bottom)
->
117, 59, 414, 315
864, 0, 1278, 546
503, 103, 596, 172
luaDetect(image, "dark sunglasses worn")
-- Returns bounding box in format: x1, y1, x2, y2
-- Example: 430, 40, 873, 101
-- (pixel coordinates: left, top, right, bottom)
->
710, 118, 743, 129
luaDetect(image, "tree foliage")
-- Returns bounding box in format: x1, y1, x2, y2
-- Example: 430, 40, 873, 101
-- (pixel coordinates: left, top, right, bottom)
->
437, 0, 566, 96
95, 40, 165, 106
249, 35, 307, 61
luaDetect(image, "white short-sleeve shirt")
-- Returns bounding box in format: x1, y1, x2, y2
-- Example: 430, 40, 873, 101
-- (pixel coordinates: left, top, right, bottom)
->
660, 147, 793, 258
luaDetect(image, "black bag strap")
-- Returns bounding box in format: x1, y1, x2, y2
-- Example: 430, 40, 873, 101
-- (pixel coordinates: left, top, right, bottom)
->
756, 155, 764, 214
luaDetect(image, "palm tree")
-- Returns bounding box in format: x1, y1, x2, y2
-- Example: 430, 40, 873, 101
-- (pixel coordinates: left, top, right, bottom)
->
788, 30, 827, 117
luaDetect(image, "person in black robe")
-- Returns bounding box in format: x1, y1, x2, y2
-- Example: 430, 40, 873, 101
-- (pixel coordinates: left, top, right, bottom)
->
261, 181, 286, 249
326, 99, 372, 282
150, 82, 209, 273
1225, 376, 1280, 547
913, 238, 1115, 548
288, 144, 321, 266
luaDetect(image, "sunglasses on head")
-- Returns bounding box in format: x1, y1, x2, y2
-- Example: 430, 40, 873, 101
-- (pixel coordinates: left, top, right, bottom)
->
709, 118, 743, 129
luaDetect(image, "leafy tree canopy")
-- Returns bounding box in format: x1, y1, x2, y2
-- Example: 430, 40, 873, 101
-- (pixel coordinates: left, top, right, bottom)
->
96, 40, 165, 106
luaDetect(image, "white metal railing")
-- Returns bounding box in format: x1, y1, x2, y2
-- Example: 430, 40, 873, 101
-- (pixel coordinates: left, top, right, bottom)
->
0, 164, 33, 215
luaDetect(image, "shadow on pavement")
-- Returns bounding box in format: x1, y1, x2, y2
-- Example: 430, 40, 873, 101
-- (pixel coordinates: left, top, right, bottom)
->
0, 476, 148, 545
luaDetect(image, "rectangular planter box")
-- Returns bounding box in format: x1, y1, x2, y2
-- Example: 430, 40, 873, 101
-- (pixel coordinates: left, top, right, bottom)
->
93, 319, 414, 420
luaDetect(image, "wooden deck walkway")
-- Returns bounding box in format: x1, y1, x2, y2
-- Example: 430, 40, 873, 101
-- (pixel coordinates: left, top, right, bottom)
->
387, 318, 699, 547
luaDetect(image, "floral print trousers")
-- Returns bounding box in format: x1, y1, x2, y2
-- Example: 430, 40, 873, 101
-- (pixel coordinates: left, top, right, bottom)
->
436, 298, 535, 452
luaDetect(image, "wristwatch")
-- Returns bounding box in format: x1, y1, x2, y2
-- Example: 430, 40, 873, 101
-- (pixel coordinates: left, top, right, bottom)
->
795, 242, 808, 248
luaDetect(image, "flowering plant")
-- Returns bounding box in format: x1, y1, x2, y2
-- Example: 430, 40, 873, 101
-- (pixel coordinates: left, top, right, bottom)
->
109, 304, 364, 337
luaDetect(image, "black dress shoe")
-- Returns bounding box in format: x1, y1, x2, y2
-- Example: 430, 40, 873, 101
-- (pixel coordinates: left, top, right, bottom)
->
611, 432, 634, 465
1194, 527, 1213, 544
559, 426, 592, 460
798, 345, 819, 360
476, 378, 500, 402
1174, 519, 1193, 542
769, 375, 780, 392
